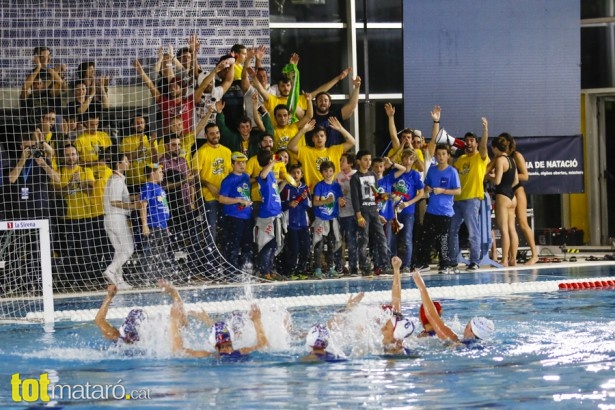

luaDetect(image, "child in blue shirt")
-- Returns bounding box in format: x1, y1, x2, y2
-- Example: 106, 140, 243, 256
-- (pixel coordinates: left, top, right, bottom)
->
254, 149, 284, 280
312, 161, 344, 279
140, 164, 174, 279
371, 156, 405, 263
281, 163, 312, 278
392, 149, 424, 271
218, 152, 254, 271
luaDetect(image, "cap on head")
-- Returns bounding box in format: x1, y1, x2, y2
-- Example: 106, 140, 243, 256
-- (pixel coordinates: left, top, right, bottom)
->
413, 130, 422, 138
470, 317, 495, 340
419, 301, 442, 325
119, 309, 146, 343
392, 317, 415, 340
209, 321, 232, 348
231, 151, 248, 162
306, 323, 329, 349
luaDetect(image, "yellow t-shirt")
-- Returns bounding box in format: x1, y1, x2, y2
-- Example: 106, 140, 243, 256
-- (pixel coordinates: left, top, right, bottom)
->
453, 152, 489, 201
75, 131, 112, 164
89, 163, 113, 217
44, 131, 61, 170
273, 123, 300, 152
120, 134, 153, 189
233, 63, 243, 81
265, 94, 308, 120
297, 144, 345, 191
245, 157, 290, 202
59, 165, 95, 219
191, 143, 232, 201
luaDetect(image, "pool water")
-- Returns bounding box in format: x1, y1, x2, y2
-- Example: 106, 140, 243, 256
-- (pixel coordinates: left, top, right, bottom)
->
1, 265, 614, 409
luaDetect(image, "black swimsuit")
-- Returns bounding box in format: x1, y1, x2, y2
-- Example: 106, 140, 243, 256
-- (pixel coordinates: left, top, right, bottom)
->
494, 156, 516, 200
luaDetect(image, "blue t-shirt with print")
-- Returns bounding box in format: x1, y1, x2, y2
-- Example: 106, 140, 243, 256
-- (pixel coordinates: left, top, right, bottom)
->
257, 171, 282, 218
393, 170, 424, 215
281, 183, 311, 230
313, 180, 343, 221
376, 172, 396, 221
220, 172, 252, 219
140, 182, 170, 228
424, 164, 460, 217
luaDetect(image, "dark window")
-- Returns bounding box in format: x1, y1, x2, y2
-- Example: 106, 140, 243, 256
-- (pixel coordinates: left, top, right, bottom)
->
356, 0, 403, 23
581, 0, 614, 19
356, 29, 403, 94
269, 29, 347, 93
269, 0, 345, 23
581, 27, 612, 88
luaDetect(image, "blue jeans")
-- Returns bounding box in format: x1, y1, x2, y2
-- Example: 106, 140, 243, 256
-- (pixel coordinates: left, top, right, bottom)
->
203, 200, 222, 243
336, 216, 358, 272
397, 212, 415, 268
449, 198, 481, 264
357, 208, 389, 270
259, 238, 277, 274
223, 215, 254, 270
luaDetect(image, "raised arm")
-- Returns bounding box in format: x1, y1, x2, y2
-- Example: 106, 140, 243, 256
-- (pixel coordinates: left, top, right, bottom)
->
134, 59, 160, 102
287, 119, 315, 155
240, 304, 269, 354
328, 117, 356, 152
391, 256, 402, 313
20, 58, 42, 100
94, 285, 121, 341
479, 117, 489, 160
295, 92, 313, 129
327, 292, 365, 329
341, 75, 361, 120
412, 271, 459, 342
309, 67, 352, 96
385, 103, 401, 150
427, 106, 441, 157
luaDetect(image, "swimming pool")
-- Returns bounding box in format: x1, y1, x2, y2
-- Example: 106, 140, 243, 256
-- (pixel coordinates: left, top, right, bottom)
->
1, 264, 614, 409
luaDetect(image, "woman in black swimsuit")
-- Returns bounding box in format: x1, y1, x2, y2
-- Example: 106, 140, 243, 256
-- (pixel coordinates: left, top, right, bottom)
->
488, 137, 519, 267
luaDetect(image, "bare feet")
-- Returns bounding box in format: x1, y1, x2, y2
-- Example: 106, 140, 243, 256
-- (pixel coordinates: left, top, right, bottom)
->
525, 255, 539, 265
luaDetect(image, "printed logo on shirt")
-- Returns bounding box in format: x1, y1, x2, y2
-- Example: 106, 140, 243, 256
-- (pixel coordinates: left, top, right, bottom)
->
236, 183, 251, 200
315, 157, 330, 171
212, 158, 226, 175
439, 177, 450, 187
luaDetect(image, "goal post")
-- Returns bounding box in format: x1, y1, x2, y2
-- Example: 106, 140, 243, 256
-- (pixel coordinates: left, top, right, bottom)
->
0, 219, 54, 324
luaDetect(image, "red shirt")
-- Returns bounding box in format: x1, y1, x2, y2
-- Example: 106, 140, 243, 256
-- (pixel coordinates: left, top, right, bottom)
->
158, 94, 194, 134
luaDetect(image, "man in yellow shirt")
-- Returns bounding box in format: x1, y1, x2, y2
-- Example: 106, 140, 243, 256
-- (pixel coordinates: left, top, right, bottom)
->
287, 117, 356, 191
56, 144, 96, 278
120, 115, 158, 192
75, 111, 112, 167
272, 102, 313, 152
192, 123, 232, 242
449, 117, 490, 271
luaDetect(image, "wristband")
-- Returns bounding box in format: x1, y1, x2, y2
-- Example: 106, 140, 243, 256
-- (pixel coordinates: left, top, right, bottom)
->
433, 120, 439, 123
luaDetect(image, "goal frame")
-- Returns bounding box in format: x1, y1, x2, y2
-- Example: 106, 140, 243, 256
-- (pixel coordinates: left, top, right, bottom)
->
0, 219, 54, 324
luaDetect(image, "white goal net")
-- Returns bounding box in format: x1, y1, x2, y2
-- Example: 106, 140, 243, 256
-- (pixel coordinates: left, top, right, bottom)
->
0, 0, 274, 321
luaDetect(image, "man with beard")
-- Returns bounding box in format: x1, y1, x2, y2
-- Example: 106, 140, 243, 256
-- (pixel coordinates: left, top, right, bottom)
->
191, 123, 232, 243
120, 115, 158, 192
308, 75, 361, 147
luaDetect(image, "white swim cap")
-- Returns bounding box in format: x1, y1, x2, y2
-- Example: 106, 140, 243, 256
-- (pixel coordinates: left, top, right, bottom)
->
306, 324, 329, 349
393, 317, 415, 340
470, 317, 495, 340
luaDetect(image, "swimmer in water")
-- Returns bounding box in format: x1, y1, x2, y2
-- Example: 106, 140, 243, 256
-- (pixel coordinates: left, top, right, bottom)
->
94, 284, 146, 345
417, 301, 443, 338
159, 280, 268, 357
380, 256, 416, 354
412, 271, 494, 344
302, 292, 364, 362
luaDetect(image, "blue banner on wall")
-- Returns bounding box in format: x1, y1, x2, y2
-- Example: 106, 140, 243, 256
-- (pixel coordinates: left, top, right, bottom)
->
513, 135, 584, 195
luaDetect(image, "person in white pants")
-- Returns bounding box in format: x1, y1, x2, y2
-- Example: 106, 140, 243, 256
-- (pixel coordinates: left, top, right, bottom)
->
102, 153, 144, 289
